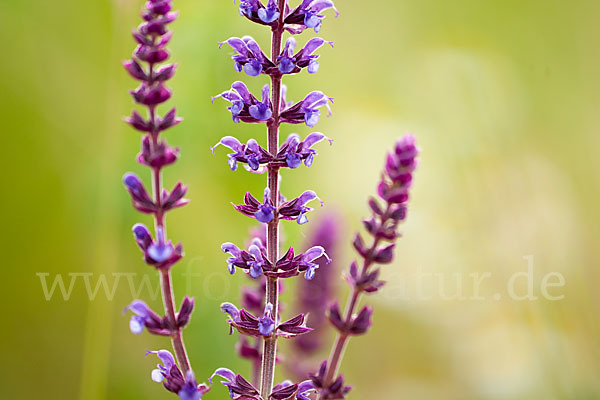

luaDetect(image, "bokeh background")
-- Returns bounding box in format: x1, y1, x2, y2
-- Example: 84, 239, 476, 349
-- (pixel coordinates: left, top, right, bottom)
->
2, 0, 599, 398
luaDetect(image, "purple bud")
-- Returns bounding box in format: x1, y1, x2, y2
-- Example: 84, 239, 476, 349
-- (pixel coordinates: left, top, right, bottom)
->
125, 110, 151, 132
258, 303, 275, 336
123, 59, 147, 81
158, 107, 182, 131
349, 306, 372, 335
132, 223, 153, 250
328, 302, 346, 333
373, 244, 395, 264
155, 64, 177, 81
177, 296, 194, 328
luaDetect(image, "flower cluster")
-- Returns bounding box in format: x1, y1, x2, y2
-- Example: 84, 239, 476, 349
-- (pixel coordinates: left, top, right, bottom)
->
211, 132, 331, 171
213, 81, 333, 127
121, 1, 205, 398
221, 36, 333, 76
118, 1, 422, 400
221, 236, 330, 279
221, 302, 312, 339
236, 0, 339, 34
234, 188, 323, 225
210, 0, 339, 398
315, 135, 420, 398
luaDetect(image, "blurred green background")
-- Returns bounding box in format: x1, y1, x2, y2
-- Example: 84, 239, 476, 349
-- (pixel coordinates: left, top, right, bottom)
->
2, 0, 599, 398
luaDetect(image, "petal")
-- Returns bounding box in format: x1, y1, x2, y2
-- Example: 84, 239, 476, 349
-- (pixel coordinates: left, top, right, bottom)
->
303, 132, 331, 148
231, 81, 253, 103
254, 205, 274, 223
296, 380, 317, 400
220, 302, 240, 319
221, 242, 242, 257
302, 245, 325, 262
209, 367, 236, 384
220, 37, 249, 55
297, 190, 321, 206
123, 299, 151, 317
305, 266, 317, 280
308, 0, 339, 16
261, 84, 271, 103
243, 60, 262, 76
211, 136, 243, 154
129, 316, 145, 334
151, 369, 165, 383
148, 242, 174, 263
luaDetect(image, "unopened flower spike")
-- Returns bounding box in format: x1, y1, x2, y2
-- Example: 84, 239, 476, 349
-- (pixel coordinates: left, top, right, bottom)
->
121, 0, 197, 392
317, 135, 419, 397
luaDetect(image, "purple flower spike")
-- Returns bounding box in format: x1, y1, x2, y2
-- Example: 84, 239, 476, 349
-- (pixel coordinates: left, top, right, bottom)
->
280, 91, 333, 127
378, 134, 419, 204
258, 303, 275, 336
279, 190, 323, 225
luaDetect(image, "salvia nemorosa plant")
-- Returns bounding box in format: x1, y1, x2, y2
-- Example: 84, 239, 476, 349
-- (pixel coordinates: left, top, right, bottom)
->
122, 1, 210, 398
120, 1, 420, 399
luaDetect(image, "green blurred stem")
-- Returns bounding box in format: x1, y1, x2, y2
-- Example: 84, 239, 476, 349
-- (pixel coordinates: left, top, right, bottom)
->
260, 2, 286, 396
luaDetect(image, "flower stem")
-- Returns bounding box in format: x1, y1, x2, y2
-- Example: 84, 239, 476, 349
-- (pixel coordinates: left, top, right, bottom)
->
149, 92, 191, 375
160, 268, 191, 373
320, 207, 390, 395
260, 3, 286, 396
